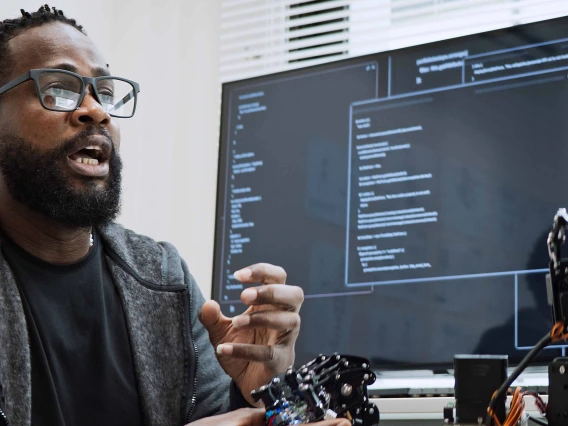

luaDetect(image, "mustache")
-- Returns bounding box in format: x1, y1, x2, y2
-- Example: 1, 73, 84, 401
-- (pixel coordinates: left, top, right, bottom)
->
57, 126, 116, 156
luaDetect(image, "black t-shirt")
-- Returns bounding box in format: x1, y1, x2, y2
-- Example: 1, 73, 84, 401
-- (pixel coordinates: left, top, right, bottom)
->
1, 233, 144, 426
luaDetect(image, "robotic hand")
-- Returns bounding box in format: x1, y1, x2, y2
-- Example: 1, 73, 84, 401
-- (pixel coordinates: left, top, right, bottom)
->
251, 354, 380, 426
546, 208, 568, 326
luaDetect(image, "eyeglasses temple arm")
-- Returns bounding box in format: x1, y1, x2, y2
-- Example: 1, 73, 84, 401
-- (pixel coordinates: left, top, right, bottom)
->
0, 71, 32, 96
112, 91, 135, 110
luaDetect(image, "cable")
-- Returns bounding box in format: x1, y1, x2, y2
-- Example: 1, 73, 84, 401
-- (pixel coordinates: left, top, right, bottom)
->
527, 414, 548, 426
504, 387, 525, 426
486, 320, 568, 426
524, 391, 547, 415
485, 329, 554, 425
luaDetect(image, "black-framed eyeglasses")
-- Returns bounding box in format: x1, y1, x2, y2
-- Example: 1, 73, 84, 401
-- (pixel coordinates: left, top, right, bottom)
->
0, 69, 140, 118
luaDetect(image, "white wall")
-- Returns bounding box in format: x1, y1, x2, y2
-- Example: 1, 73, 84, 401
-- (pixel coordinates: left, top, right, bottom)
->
0, 1, 115, 57
107, 0, 222, 299
0, 1, 222, 298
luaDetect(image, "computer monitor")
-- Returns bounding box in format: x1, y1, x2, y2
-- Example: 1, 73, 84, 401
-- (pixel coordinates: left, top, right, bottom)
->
212, 16, 568, 369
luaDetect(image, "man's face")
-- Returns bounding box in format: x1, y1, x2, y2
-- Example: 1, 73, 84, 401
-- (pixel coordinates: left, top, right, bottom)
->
0, 22, 123, 228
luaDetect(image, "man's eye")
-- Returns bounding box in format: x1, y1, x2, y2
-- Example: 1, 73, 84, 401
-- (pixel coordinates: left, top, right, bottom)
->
100, 94, 114, 103
44, 86, 75, 97
46, 87, 64, 95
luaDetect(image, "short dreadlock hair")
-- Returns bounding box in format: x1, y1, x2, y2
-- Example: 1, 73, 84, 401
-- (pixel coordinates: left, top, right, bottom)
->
0, 5, 86, 87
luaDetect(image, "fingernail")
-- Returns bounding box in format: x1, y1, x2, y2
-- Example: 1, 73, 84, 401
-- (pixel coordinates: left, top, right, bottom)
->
241, 288, 257, 303
232, 315, 250, 328
216, 344, 233, 355
234, 268, 252, 281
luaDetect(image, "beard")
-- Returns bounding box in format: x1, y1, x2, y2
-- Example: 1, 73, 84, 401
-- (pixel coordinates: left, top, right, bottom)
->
0, 127, 122, 228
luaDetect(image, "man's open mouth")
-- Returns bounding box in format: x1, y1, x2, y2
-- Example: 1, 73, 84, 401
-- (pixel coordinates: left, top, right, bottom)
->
69, 145, 107, 165
66, 135, 112, 177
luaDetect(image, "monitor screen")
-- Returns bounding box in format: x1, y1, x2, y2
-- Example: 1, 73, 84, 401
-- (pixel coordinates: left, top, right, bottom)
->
212, 16, 568, 369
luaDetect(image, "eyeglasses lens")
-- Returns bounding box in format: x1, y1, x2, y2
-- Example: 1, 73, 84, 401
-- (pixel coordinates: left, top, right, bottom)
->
96, 78, 136, 118
38, 71, 82, 111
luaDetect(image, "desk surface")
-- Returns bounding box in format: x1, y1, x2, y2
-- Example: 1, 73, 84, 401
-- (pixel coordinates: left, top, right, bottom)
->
368, 367, 548, 396
370, 367, 549, 421
374, 395, 548, 421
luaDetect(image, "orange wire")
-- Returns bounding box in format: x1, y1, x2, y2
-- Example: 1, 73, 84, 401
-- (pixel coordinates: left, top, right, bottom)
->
488, 389, 510, 426
551, 321, 568, 341
486, 322, 568, 425
488, 387, 526, 426
506, 388, 518, 426
504, 388, 525, 426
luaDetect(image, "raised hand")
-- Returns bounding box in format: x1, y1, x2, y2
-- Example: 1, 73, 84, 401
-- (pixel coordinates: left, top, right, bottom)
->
199, 263, 303, 404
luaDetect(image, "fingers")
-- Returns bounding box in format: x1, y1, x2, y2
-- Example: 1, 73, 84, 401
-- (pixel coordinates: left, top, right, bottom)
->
234, 264, 303, 311
240, 284, 304, 311
185, 408, 265, 426
216, 342, 276, 362
198, 300, 231, 345
234, 263, 287, 284
241, 408, 267, 426
318, 420, 351, 426
199, 300, 223, 328
229, 408, 265, 426
193, 408, 349, 426
232, 310, 301, 331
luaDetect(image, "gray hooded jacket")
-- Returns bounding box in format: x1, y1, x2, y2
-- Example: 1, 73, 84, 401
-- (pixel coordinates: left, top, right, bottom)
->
0, 223, 245, 426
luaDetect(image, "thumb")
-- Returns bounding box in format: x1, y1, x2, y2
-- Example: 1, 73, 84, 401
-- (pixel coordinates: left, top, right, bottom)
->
199, 300, 232, 346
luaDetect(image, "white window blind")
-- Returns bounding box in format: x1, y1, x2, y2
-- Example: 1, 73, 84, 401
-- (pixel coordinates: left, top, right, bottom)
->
219, 0, 568, 83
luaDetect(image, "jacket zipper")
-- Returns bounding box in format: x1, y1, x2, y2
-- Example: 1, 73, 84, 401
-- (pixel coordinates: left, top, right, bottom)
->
103, 247, 199, 425
185, 290, 199, 423
0, 407, 8, 425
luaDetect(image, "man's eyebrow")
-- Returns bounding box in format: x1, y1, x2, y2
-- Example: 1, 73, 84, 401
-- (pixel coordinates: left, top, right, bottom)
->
44, 63, 111, 77
46, 63, 78, 73
92, 67, 111, 77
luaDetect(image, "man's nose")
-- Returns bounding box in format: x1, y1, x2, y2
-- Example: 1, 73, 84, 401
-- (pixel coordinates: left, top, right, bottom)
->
71, 87, 111, 126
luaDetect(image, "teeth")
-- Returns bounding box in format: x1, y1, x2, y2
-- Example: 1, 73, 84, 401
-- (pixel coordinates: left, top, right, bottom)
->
74, 158, 99, 165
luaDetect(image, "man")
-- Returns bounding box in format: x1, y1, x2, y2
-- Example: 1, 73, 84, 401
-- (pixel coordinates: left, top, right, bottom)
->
0, 5, 349, 426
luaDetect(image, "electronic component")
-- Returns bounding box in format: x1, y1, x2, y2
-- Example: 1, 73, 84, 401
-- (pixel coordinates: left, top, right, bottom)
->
443, 402, 455, 424
547, 357, 568, 426
481, 208, 568, 426
547, 208, 568, 325
435, 209, 568, 426
454, 355, 508, 424
251, 354, 379, 425
542, 210, 568, 426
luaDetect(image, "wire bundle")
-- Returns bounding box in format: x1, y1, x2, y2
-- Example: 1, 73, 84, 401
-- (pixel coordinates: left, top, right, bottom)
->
486, 387, 524, 426
485, 321, 568, 426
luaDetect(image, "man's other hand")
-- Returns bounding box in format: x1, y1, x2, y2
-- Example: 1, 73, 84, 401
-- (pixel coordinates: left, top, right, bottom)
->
185, 408, 351, 426
199, 263, 303, 405
185, 408, 264, 426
